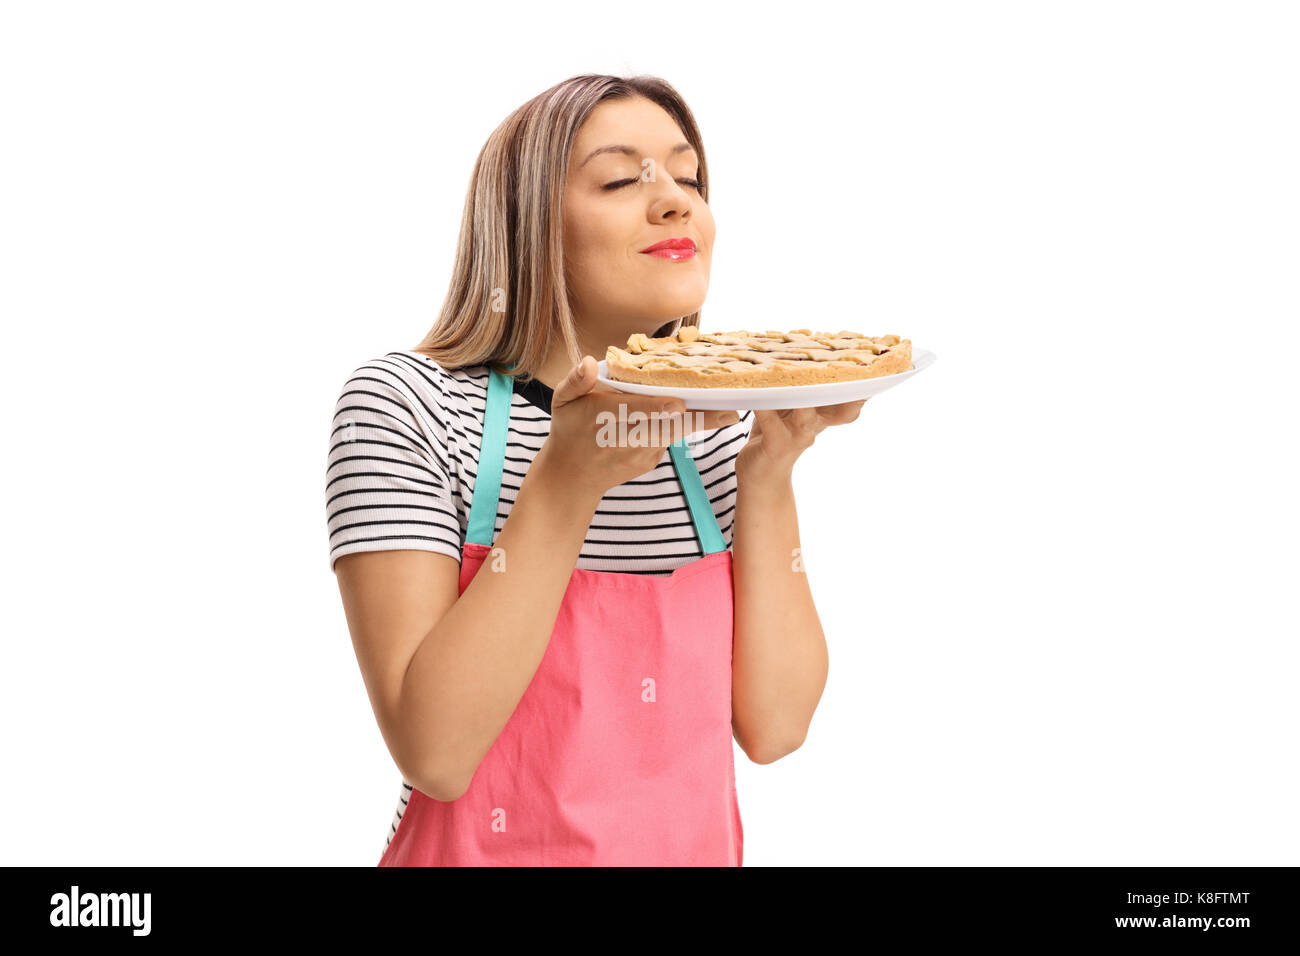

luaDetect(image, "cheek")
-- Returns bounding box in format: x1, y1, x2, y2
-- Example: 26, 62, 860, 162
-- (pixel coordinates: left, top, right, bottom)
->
565, 203, 618, 267
698, 208, 717, 247
566, 213, 639, 288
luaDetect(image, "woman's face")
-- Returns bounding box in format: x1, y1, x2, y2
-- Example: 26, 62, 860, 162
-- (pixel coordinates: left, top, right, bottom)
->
562, 95, 715, 345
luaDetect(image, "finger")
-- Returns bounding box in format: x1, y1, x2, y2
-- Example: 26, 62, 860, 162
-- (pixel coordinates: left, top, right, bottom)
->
596, 394, 686, 419
599, 405, 740, 446
791, 406, 821, 435
552, 355, 600, 407
818, 398, 869, 425
683, 408, 743, 432
643, 405, 733, 438
660, 410, 741, 443
585, 395, 690, 446
586, 373, 624, 394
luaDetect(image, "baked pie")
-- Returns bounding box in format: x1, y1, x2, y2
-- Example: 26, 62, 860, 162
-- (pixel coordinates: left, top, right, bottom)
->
606, 326, 912, 388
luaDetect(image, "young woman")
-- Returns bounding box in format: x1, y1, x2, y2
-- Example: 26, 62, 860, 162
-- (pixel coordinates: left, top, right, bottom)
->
326, 74, 867, 866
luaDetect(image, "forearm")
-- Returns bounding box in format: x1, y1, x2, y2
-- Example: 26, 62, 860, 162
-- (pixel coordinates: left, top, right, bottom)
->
400, 447, 601, 797
731, 466, 829, 763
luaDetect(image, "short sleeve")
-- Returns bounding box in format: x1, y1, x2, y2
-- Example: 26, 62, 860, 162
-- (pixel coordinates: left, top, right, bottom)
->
325, 358, 464, 572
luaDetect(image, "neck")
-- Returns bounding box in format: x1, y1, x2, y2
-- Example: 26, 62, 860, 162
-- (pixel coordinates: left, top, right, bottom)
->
532, 320, 678, 390
532, 330, 611, 391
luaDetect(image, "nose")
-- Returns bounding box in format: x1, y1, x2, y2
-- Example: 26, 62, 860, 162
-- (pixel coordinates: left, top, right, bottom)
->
646, 180, 693, 225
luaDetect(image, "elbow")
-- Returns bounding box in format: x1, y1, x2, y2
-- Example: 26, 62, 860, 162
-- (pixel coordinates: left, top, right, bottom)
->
411, 763, 473, 802
401, 744, 475, 802
391, 707, 475, 801
428, 779, 472, 803
741, 730, 808, 765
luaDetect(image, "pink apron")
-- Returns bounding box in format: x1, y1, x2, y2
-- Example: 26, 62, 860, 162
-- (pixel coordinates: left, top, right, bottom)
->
378, 365, 743, 866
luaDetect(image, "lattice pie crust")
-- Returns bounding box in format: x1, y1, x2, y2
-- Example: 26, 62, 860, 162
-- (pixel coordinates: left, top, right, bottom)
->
605, 326, 912, 388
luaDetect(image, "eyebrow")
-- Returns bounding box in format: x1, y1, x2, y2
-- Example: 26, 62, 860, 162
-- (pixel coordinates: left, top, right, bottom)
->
578, 141, 696, 167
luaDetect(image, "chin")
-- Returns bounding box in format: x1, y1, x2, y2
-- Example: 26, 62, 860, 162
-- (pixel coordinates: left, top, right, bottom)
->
633, 303, 704, 332
632, 290, 708, 326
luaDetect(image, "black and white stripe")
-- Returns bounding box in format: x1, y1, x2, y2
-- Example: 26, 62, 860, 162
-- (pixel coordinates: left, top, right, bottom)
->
326, 350, 754, 576
384, 781, 413, 856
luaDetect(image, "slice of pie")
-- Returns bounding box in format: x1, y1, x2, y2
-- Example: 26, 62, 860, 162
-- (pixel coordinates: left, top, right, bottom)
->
605, 326, 912, 388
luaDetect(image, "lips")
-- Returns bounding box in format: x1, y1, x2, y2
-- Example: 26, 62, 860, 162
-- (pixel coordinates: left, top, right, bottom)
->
640, 237, 697, 260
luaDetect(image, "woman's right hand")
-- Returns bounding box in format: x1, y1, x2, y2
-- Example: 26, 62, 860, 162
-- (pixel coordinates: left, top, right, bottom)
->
534, 354, 740, 502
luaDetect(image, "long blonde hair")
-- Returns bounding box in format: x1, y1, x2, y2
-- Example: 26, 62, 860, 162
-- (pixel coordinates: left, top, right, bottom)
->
411, 74, 710, 385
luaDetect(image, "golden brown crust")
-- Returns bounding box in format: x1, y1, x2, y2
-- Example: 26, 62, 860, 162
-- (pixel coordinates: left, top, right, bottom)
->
605, 327, 912, 388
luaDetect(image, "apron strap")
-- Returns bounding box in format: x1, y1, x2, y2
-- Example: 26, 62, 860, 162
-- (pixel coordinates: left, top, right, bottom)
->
669, 439, 728, 555
465, 364, 515, 546
466, 362, 727, 556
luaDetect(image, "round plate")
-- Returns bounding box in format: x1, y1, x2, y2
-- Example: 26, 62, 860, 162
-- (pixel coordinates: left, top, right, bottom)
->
595, 348, 937, 410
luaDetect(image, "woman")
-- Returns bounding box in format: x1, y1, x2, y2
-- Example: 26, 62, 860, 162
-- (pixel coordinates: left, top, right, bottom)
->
326, 74, 867, 866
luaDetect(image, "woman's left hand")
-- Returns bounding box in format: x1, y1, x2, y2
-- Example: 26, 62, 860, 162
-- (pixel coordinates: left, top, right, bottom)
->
735, 399, 869, 483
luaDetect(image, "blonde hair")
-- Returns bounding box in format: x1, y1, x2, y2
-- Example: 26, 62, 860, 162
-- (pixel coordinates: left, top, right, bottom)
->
411, 74, 710, 385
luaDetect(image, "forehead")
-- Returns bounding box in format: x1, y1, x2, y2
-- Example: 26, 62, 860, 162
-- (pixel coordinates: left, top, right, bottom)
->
571, 96, 691, 159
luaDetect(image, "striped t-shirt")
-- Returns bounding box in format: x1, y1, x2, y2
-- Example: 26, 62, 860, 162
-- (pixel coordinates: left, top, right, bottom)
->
325, 350, 755, 575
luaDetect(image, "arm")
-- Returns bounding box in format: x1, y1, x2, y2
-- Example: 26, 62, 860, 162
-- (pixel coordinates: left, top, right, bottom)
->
730, 400, 868, 764
730, 465, 828, 764
336, 446, 601, 801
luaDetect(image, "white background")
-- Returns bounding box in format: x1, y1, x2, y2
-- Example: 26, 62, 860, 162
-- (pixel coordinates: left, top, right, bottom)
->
2, 1, 1296, 866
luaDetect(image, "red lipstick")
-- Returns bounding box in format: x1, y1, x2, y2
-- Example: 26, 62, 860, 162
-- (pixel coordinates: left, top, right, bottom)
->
640, 237, 697, 260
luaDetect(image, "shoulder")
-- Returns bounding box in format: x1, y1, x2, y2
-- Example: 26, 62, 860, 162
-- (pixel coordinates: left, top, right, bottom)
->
333, 351, 490, 423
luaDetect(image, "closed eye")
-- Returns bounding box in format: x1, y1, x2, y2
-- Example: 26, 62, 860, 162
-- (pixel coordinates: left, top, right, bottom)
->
602, 178, 707, 191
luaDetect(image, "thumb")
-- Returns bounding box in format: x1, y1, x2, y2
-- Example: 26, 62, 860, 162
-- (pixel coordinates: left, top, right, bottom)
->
553, 355, 600, 405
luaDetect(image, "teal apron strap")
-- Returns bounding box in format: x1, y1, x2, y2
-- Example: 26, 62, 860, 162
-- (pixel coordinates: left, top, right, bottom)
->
466, 363, 514, 546
669, 438, 727, 555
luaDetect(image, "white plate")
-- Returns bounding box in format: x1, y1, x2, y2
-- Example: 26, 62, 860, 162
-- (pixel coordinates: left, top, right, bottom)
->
595, 348, 936, 410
